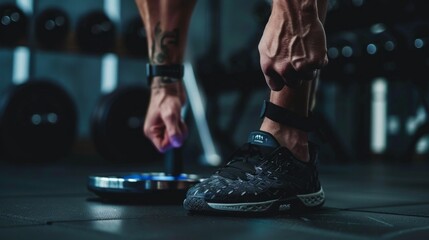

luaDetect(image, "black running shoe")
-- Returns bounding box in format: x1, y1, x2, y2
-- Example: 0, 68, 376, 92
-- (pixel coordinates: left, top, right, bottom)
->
183, 130, 325, 213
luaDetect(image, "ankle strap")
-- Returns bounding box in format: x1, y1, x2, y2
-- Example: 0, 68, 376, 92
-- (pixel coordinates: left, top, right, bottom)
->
259, 100, 318, 132
146, 64, 184, 86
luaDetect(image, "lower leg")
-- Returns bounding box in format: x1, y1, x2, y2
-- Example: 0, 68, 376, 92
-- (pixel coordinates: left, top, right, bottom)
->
260, 81, 312, 162
259, 0, 327, 162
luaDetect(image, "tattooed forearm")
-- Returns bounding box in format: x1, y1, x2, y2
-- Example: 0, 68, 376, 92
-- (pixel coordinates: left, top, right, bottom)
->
151, 22, 180, 64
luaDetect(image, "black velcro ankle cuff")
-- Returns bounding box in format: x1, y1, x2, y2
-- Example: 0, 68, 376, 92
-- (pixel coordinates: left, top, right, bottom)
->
260, 100, 317, 132
146, 64, 184, 86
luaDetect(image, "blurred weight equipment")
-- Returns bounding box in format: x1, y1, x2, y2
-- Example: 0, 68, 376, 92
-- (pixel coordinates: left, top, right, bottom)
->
91, 86, 160, 162
123, 16, 148, 57
322, 31, 361, 81
358, 24, 406, 79
76, 11, 115, 53
0, 3, 27, 45
0, 80, 77, 162
35, 8, 70, 49
402, 23, 429, 161
409, 23, 429, 78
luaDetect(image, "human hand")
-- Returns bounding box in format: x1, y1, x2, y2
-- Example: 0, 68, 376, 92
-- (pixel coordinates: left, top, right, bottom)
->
143, 78, 188, 152
258, 0, 328, 90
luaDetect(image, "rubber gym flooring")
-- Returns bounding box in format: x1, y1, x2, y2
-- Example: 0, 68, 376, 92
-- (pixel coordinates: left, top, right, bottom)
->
1, 157, 429, 240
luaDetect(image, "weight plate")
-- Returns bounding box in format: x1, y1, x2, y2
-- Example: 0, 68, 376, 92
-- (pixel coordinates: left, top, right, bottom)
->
76, 11, 115, 53
35, 8, 70, 48
123, 16, 148, 57
88, 172, 204, 202
0, 3, 28, 45
91, 86, 160, 162
0, 80, 77, 162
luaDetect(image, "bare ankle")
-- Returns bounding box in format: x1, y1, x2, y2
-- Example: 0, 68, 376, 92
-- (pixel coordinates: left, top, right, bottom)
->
260, 118, 310, 162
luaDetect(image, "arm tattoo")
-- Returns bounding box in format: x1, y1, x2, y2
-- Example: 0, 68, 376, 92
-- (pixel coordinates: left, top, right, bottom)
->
151, 22, 180, 64
151, 77, 181, 91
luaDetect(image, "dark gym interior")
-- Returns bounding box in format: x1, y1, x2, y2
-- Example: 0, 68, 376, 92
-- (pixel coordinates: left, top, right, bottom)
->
1, 0, 429, 239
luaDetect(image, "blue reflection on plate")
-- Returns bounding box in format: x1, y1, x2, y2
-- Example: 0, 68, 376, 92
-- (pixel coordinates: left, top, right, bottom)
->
122, 173, 189, 181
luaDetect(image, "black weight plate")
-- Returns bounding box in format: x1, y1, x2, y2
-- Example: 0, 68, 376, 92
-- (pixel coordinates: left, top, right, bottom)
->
0, 3, 28, 45
123, 16, 148, 57
0, 80, 77, 162
35, 8, 70, 48
91, 86, 160, 162
76, 11, 115, 53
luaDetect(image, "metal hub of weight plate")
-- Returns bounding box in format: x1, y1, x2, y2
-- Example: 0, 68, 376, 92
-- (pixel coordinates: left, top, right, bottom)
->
0, 80, 77, 162
88, 172, 204, 202
91, 86, 161, 162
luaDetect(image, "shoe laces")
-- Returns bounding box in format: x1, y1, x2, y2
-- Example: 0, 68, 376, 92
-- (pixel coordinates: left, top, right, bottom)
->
216, 143, 265, 180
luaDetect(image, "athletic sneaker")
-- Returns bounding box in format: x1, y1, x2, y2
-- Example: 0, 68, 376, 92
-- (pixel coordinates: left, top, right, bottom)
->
183, 130, 325, 213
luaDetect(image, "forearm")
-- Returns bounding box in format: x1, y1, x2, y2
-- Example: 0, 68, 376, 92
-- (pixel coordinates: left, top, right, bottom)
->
271, 0, 320, 27
135, 0, 196, 65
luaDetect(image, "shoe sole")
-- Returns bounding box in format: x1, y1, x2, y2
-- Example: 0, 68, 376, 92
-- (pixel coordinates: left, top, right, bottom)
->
183, 187, 325, 213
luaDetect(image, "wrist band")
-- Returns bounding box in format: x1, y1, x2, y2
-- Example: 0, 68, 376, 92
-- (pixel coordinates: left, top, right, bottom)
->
146, 64, 184, 86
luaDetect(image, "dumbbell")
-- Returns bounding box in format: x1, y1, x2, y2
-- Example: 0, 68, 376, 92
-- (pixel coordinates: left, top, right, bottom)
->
0, 3, 28, 46
123, 16, 148, 57
0, 80, 77, 163
321, 31, 362, 82
88, 85, 202, 202
358, 25, 407, 80
76, 10, 116, 53
35, 8, 70, 49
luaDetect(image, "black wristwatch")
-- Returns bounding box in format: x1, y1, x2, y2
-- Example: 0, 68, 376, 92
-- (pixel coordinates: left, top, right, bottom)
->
146, 64, 184, 86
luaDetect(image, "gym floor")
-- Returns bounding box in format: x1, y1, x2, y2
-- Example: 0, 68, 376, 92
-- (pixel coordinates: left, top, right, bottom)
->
1, 157, 429, 240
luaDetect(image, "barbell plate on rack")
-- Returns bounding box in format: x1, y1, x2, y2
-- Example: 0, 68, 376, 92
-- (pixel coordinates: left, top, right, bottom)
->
0, 80, 77, 162
91, 86, 160, 162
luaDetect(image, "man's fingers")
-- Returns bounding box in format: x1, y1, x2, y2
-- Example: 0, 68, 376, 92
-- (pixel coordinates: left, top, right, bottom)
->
162, 112, 184, 148
264, 68, 318, 89
152, 136, 165, 152
145, 126, 167, 152
264, 68, 285, 91
282, 69, 317, 87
